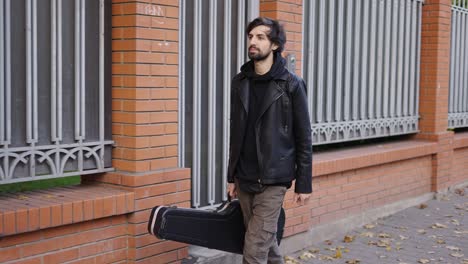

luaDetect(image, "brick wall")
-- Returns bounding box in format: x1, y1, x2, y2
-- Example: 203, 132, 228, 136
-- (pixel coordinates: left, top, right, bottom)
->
2, 0, 468, 263
260, 0, 303, 75
0, 216, 128, 264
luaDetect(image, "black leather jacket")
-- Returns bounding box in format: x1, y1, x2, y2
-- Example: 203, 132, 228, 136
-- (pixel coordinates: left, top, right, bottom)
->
227, 70, 313, 193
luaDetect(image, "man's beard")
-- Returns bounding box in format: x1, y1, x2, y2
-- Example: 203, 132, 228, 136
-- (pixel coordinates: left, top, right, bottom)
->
248, 48, 272, 61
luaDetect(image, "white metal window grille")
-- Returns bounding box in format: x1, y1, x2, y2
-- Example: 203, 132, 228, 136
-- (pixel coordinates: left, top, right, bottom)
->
449, 0, 468, 128
179, 0, 259, 208
303, 0, 423, 145
0, 0, 112, 184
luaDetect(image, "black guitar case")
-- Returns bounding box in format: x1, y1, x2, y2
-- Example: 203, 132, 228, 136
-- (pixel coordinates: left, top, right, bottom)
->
147, 199, 286, 255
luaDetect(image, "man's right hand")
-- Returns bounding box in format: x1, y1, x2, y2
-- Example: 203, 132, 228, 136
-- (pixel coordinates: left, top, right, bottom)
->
227, 183, 237, 199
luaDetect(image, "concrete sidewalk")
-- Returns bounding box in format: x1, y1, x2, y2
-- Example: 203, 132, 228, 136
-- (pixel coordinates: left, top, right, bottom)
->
185, 186, 467, 264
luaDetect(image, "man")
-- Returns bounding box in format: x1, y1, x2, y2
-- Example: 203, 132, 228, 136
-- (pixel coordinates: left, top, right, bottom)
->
227, 17, 313, 264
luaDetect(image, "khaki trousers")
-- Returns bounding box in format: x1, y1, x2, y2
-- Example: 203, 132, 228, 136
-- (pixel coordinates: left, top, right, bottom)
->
236, 181, 287, 264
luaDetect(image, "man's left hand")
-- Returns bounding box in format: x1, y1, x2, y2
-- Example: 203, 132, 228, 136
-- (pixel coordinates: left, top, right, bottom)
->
293, 193, 311, 206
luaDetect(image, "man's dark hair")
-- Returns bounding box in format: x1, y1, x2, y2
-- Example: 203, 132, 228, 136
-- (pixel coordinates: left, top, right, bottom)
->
246, 17, 286, 54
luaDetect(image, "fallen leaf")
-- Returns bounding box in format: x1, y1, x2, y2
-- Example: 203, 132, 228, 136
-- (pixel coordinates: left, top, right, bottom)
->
308, 248, 320, 253
450, 252, 464, 258
284, 256, 300, 264
454, 188, 465, 196
431, 223, 447, 229
346, 260, 361, 264
324, 240, 333, 245
299, 252, 315, 260
377, 239, 391, 248
462, 259, 468, 264
398, 226, 408, 231
335, 248, 342, 259
379, 255, 387, 259
436, 239, 446, 244
43, 194, 55, 199
446, 245, 461, 251
378, 233, 392, 238
364, 224, 375, 229
427, 251, 435, 254
368, 240, 377, 246
418, 229, 427, 234
361, 232, 374, 237
419, 203, 428, 209
418, 259, 430, 263
343, 235, 355, 243
386, 245, 392, 251
450, 219, 460, 226
454, 230, 468, 234
319, 255, 334, 261
399, 235, 409, 240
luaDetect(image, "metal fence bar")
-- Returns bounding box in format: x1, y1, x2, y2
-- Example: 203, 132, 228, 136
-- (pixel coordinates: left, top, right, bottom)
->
383, 0, 391, 119
74, 0, 81, 140
26, 0, 32, 143
368, 0, 377, 120
390, 0, 398, 118
352, 0, 361, 121
207, 0, 217, 206
326, 0, 335, 123
99, 0, 105, 168
335, 0, 344, 122
222, 0, 232, 202
192, 0, 202, 208
415, 0, 422, 117
178, 0, 186, 167
305, 0, 317, 123
0, 0, 4, 144
80, 0, 86, 141
376, 0, 384, 119
409, 1, 416, 118
396, 0, 404, 118
403, 0, 411, 117
51, 0, 57, 141
344, 0, 352, 122
316, 1, 325, 123
237, 0, 245, 71
32, 0, 38, 143
57, 0, 63, 141
459, 12, 466, 113
464, 11, 468, 114
5, 0, 10, 145
360, 0, 369, 120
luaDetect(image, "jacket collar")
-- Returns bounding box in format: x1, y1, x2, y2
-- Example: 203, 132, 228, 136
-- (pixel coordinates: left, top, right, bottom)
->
237, 72, 287, 120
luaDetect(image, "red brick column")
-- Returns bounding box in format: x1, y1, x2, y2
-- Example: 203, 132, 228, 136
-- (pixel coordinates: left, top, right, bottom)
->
89, 1, 190, 263
417, 0, 453, 192
260, 0, 303, 75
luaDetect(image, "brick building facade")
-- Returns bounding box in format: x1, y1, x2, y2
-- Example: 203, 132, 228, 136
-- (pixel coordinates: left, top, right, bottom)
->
1, 0, 467, 263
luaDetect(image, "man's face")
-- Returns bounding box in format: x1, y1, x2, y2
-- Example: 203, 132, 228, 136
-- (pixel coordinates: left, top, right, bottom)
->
247, 25, 278, 61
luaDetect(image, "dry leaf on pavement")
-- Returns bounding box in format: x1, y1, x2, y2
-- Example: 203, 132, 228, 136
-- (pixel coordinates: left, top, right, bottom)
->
431, 223, 448, 229
450, 252, 464, 258
418, 259, 430, 263
298, 252, 316, 260
361, 232, 374, 237
399, 235, 408, 240
284, 256, 300, 264
308, 248, 320, 253
418, 229, 427, 234
419, 203, 428, 209
334, 248, 342, 259
378, 233, 392, 238
436, 239, 446, 244
364, 224, 375, 229
345, 260, 361, 264
446, 245, 461, 251
343, 235, 355, 243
